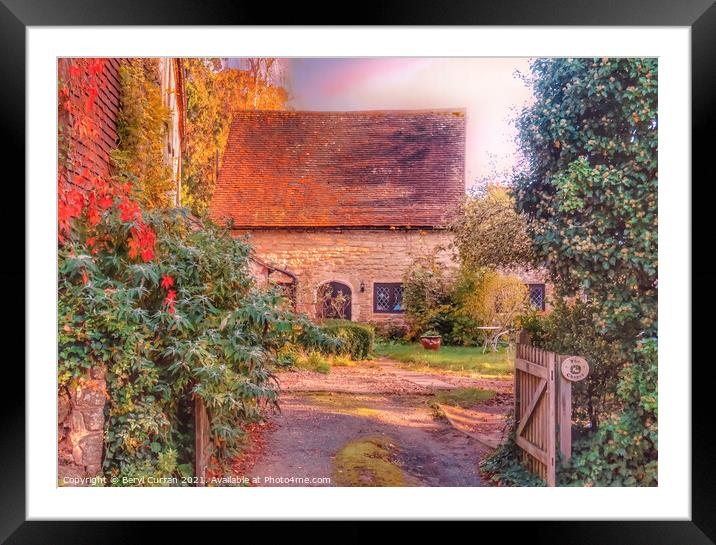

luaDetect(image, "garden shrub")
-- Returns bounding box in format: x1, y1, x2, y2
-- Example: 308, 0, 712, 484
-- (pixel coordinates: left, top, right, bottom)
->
320, 320, 375, 360
402, 254, 455, 340
559, 338, 657, 486
522, 299, 625, 430
370, 320, 409, 343
59, 209, 338, 481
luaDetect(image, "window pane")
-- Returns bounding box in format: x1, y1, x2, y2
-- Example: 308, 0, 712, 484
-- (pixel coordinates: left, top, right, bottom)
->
393, 285, 403, 311
376, 286, 390, 311
528, 284, 545, 310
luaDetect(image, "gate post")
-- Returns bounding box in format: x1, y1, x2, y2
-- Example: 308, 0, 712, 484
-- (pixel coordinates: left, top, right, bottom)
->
557, 355, 572, 462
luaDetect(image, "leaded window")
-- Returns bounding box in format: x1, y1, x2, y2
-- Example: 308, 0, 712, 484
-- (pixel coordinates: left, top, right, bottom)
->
527, 283, 546, 311
373, 283, 404, 314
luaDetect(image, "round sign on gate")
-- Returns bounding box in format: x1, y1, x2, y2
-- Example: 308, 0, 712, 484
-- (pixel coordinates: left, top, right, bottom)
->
561, 356, 589, 382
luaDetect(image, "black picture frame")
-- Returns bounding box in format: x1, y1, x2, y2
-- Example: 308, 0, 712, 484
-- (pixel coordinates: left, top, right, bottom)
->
3, 0, 713, 541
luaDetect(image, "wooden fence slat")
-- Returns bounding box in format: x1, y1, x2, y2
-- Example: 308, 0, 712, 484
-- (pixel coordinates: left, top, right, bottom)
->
195, 396, 210, 487
515, 435, 549, 465
516, 379, 546, 437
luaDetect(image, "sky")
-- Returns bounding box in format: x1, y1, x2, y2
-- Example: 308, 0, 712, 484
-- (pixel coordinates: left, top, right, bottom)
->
282, 58, 534, 188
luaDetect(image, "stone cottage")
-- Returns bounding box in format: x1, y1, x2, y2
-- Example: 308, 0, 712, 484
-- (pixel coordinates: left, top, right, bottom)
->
209, 109, 550, 323
209, 109, 466, 322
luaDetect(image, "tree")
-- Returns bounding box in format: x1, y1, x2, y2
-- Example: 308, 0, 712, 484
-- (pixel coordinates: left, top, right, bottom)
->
513, 58, 657, 337
181, 58, 289, 215
511, 58, 658, 485
111, 59, 174, 209
451, 184, 533, 269
456, 268, 528, 333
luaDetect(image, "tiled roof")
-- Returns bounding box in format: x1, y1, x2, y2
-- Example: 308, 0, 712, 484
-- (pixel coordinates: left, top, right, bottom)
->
209, 109, 466, 228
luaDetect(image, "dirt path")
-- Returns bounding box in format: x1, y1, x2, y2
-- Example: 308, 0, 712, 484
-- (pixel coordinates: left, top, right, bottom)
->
242, 359, 511, 487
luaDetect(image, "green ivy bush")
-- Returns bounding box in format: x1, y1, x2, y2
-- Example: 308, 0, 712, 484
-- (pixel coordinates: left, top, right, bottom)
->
559, 338, 657, 486
59, 208, 337, 482
506, 58, 658, 486
520, 299, 625, 430
513, 58, 657, 341
320, 320, 375, 360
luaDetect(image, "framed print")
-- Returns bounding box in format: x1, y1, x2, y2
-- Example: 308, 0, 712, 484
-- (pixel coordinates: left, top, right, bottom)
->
3, 0, 714, 541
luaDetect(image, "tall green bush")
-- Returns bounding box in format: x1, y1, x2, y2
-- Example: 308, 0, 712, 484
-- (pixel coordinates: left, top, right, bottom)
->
59, 209, 336, 481
511, 58, 658, 485
513, 58, 657, 338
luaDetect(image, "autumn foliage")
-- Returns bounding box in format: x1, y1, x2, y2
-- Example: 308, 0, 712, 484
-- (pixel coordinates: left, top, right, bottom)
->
182, 58, 289, 214
58, 58, 156, 261
58, 58, 335, 483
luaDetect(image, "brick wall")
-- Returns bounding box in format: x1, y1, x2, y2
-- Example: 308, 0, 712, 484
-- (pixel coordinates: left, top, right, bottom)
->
59, 58, 122, 186
235, 228, 455, 322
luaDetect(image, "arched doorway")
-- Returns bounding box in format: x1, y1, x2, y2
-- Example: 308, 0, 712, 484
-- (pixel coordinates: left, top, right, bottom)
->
317, 281, 352, 320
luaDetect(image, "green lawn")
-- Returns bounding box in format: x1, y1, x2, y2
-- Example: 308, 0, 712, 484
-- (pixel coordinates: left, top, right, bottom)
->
374, 342, 514, 378
433, 387, 497, 407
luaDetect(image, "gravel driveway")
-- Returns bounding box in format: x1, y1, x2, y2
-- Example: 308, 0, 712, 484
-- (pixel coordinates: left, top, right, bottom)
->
242, 359, 511, 487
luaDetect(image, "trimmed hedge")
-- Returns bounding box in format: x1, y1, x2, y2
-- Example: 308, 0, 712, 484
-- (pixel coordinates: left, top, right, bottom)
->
321, 320, 375, 360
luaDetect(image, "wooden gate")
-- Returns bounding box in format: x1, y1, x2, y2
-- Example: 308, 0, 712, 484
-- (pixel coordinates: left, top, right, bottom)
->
514, 343, 557, 486
514, 344, 587, 486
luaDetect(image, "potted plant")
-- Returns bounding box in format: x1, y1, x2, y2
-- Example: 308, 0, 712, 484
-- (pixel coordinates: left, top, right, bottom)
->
419, 329, 442, 351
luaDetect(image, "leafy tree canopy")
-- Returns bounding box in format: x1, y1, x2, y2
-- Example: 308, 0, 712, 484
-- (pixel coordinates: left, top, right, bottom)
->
451, 184, 534, 270
513, 58, 657, 336
182, 58, 289, 215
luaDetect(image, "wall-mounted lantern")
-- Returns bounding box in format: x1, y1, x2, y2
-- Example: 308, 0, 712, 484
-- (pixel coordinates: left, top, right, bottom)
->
360, 281, 366, 293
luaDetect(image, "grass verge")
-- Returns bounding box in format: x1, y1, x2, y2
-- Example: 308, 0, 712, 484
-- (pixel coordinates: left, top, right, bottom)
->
374, 342, 514, 378
433, 387, 496, 407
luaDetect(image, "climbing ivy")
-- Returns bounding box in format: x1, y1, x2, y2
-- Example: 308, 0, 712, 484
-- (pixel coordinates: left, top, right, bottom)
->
514, 58, 657, 337
112, 59, 175, 209
511, 58, 658, 486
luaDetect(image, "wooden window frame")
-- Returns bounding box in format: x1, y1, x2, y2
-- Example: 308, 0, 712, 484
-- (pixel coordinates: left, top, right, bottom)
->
373, 282, 404, 314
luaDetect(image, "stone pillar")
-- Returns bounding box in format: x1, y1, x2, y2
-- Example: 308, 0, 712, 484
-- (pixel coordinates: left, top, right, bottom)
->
58, 365, 107, 484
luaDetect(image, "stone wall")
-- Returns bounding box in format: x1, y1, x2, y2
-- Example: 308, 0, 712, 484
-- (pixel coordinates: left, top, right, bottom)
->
58, 366, 108, 484
236, 228, 455, 322
239, 228, 554, 322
